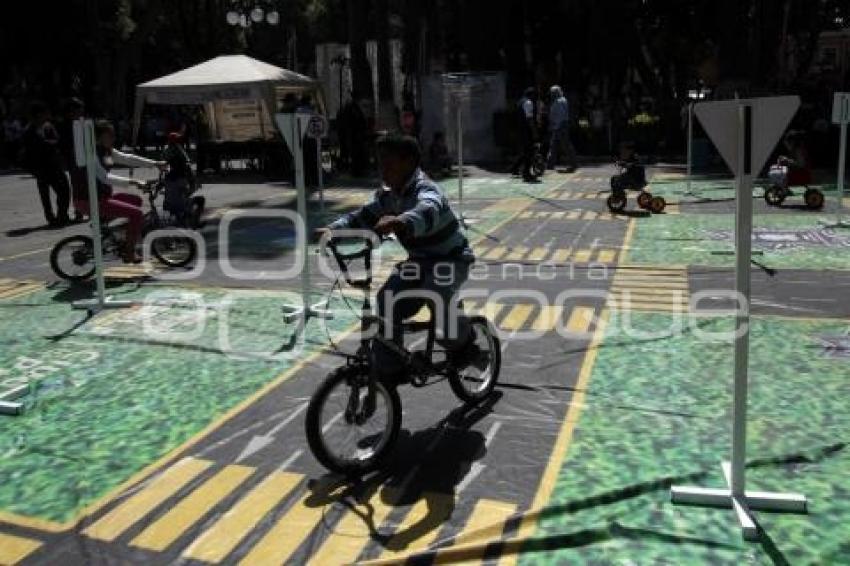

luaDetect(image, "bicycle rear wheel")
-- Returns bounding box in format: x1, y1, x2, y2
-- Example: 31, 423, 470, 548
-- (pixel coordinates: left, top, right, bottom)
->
151, 233, 197, 267
449, 316, 501, 404
305, 365, 401, 476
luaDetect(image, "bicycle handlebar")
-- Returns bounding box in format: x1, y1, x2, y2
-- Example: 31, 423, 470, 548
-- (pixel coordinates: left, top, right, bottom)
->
325, 235, 376, 289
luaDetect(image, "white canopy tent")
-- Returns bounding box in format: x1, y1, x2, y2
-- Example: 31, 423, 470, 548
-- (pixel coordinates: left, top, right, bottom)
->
132, 55, 324, 143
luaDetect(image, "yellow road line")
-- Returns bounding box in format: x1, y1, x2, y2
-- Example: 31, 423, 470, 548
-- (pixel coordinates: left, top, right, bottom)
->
377, 493, 454, 561
595, 250, 617, 263
239, 480, 346, 566
550, 248, 572, 263
500, 304, 534, 331
565, 307, 595, 335
130, 464, 254, 552
0, 246, 52, 262
532, 305, 563, 332
83, 457, 213, 542
571, 249, 592, 263
528, 247, 548, 261
182, 471, 302, 563
619, 219, 637, 264
0, 532, 42, 565
307, 488, 398, 566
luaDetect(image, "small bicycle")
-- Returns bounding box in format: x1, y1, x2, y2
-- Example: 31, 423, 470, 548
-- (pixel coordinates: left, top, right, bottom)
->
50, 173, 202, 281
305, 235, 501, 475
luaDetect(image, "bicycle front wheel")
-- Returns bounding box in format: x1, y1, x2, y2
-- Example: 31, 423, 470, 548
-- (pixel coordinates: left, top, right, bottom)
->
151, 233, 197, 267
50, 235, 96, 281
306, 365, 401, 476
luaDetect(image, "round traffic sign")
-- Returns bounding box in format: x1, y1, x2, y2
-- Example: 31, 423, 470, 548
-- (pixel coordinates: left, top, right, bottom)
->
307, 114, 328, 139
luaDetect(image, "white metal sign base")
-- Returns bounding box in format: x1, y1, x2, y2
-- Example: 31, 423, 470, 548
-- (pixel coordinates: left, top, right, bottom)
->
672, 461, 807, 541
72, 298, 136, 312
70, 119, 136, 316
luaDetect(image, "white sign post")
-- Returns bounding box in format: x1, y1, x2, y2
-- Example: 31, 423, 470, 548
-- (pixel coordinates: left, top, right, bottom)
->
830, 92, 850, 228
307, 114, 329, 214
71, 119, 134, 314
275, 113, 332, 332
456, 102, 465, 225
685, 102, 697, 197
671, 96, 807, 541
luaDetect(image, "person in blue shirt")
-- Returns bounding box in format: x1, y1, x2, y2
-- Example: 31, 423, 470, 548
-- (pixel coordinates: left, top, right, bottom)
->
320, 134, 477, 380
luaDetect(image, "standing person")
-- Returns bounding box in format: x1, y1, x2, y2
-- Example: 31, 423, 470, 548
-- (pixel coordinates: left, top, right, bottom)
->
339, 91, 368, 176
511, 87, 538, 182
74, 121, 166, 263
547, 86, 578, 172
21, 102, 71, 226
57, 98, 87, 221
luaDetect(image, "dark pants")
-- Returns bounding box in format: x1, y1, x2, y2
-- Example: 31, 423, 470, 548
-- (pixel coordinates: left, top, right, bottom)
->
547, 125, 578, 169
34, 168, 70, 224
372, 259, 472, 377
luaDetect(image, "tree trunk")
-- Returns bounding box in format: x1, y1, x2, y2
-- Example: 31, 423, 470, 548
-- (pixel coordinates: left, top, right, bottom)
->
347, 0, 374, 99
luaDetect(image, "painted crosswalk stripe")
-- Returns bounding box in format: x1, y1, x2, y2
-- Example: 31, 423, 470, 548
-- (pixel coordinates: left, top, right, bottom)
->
532, 305, 563, 332
500, 304, 535, 331
238, 479, 346, 566
377, 492, 454, 561
0, 532, 42, 565
445, 500, 517, 556
182, 471, 302, 563
504, 246, 528, 262
550, 248, 572, 263
307, 488, 399, 566
0, 282, 42, 300
483, 246, 508, 260
528, 247, 548, 261
481, 302, 507, 324
582, 211, 597, 220
566, 210, 581, 219
535, 211, 548, 219
552, 211, 566, 219
565, 307, 595, 334
131, 464, 254, 552
571, 249, 592, 263
596, 250, 618, 263
519, 211, 533, 219
84, 457, 213, 542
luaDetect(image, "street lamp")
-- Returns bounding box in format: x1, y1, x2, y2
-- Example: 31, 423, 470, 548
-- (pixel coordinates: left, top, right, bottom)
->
226, 0, 280, 27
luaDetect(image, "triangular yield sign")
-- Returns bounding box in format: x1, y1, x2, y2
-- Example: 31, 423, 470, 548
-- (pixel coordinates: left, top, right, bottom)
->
695, 96, 800, 176
274, 113, 299, 152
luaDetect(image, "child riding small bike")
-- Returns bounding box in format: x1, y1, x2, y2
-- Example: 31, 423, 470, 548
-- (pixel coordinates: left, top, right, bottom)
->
764, 131, 824, 210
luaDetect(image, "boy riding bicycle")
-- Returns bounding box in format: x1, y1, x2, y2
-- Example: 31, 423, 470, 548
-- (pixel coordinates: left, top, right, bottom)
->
318, 134, 478, 380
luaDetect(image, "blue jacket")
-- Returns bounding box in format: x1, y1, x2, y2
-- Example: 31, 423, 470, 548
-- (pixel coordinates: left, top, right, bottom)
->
329, 169, 473, 261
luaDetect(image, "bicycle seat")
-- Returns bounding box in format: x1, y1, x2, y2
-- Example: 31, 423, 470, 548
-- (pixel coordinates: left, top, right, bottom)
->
104, 218, 129, 230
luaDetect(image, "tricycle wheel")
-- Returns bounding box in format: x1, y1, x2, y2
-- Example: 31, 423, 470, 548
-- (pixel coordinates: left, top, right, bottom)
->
649, 196, 667, 214
764, 185, 785, 206
804, 188, 825, 210
607, 193, 627, 213
637, 191, 652, 209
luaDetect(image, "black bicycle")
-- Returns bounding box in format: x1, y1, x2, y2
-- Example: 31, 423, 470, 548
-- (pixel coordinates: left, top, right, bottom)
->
50, 174, 202, 281
305, 235, 501, 475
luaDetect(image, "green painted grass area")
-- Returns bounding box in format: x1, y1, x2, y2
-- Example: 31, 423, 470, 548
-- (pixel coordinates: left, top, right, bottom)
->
648, 178, 844, 204
0, 285, 357, 523
522, 312, 850, 565
628, 213, 850, 270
